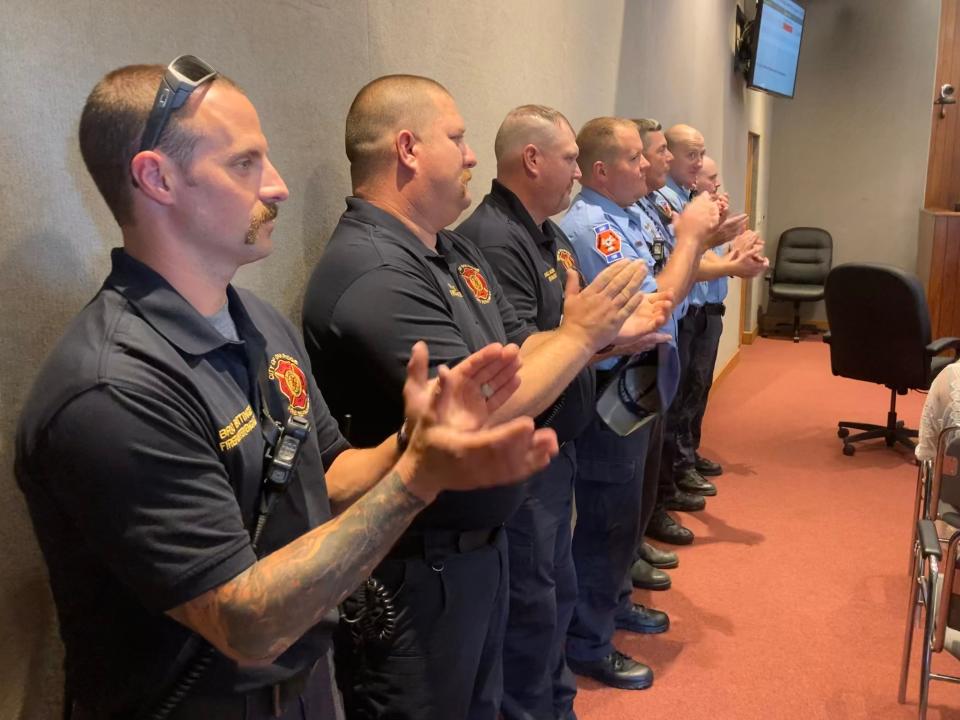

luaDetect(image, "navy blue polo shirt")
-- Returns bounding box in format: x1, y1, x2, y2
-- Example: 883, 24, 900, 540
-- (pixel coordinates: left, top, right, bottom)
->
302, 197, 534, 529
15, 249, 348, 714
457, 180, 595, 443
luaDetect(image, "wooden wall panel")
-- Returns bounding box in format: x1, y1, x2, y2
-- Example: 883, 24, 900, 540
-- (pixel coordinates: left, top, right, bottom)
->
926, 0, 960, 210
919, 210, 960, 339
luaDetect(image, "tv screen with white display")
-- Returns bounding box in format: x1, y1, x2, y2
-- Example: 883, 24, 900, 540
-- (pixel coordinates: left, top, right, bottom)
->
749, 0, 805, 98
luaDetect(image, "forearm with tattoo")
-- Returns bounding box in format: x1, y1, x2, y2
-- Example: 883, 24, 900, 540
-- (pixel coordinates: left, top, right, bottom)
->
168, 470, 426, 665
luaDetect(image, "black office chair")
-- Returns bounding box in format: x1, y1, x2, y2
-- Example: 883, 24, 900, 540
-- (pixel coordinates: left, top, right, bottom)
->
766, 227, 833, 342
823, 263, 960, 456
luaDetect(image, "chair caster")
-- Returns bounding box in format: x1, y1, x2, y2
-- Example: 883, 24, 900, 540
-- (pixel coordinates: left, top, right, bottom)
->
843, 443, 855, 456
838, 428, 849, 439
793, 336, 800, 343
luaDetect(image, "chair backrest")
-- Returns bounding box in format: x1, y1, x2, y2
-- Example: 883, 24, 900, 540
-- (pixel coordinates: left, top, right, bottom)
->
824, 263, 933, 390
772, 227, 833, 286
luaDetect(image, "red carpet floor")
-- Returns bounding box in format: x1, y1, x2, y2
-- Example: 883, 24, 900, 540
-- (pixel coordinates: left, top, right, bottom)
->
573, 336, 960, 720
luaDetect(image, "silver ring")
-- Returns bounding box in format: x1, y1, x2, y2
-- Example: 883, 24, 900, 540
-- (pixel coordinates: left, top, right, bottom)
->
480, 382, 494, 399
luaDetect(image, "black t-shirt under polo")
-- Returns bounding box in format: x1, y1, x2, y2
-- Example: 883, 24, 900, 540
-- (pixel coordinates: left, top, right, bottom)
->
457, 180, 596, 444
15, 249, 348, 716
302, 197, 533, 530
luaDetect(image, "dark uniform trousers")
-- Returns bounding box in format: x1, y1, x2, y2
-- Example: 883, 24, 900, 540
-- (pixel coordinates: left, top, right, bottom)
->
335, 529, 509, 720
675, 306, 724, 471
567, 413, 653, 662
73, 653, 344, 720
501, 443, 578, 720
655, 320, 696, 514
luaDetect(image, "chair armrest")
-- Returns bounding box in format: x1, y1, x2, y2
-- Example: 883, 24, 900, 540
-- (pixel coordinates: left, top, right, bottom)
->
927, 337, 960, 357
822, 331, 831, 345
918, 519, 943, 559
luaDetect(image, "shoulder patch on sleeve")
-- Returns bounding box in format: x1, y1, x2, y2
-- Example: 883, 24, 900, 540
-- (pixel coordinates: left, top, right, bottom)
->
593, 223, 624, 264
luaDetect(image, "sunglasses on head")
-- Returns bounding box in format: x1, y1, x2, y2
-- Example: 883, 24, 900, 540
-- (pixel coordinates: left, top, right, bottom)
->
139, 54, 218, 153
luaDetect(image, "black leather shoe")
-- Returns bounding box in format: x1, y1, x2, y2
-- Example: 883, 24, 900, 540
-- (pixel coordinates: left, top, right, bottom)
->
639, 541, 678, 569
675, 469, 717, 497
695, 454, 723, 476
646, 511, 694, 545
567, 650, 654, 690
664, 490, 706, 512
615, 603, 670, 634
630, 558, 671, 590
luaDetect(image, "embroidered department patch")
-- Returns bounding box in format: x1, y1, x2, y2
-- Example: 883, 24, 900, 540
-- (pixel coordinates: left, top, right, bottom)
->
653, 195, 674, 219
593, 223, 623, 263
557, 248, 577, 272
268, 353, 310, 416
458, 264, 492, 304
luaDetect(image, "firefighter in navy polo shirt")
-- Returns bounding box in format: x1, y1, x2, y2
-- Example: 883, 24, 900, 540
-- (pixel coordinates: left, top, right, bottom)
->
457, 106, 672, 719
15, 59, 558, 720
301, 76, 663, 720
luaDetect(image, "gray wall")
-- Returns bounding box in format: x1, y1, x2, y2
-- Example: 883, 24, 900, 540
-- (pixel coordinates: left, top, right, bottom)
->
0, 2, 765, 717
764, 0, 940, 322
615, 0, 774, 365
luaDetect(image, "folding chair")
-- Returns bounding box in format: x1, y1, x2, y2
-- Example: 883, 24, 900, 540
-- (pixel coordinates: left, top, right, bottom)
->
900, 426, 960, 717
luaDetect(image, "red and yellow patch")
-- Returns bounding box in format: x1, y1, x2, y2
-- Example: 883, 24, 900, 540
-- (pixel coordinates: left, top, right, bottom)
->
458, 264, 492, 304
593, 223, 624, 263
268, 353, 310, 417
557, 248, 577, 272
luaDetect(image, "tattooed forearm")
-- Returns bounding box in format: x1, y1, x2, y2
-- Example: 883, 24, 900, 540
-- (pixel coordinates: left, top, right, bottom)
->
169, 470, 426, 665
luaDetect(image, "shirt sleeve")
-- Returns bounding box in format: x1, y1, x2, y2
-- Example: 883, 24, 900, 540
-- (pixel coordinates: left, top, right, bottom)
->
333, 265, 472, 385
918, 363, 960, 462
478, 252, 535, 347
37, 384, 257, 613
477, 240, 540, 329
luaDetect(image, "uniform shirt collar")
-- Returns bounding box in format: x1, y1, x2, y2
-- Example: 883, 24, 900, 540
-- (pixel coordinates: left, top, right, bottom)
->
488, 179, 560, 248
576, 186, 633, 224
105, 248, 253, 356
344, 196, 445, 259
666, 175, 691, 201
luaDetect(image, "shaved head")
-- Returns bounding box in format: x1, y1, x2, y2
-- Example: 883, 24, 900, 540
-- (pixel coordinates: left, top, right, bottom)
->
665, 123, 704, 149
345, 74, 450, 188
575, 117, 639, 177
494, 104, 573, 167
665, 123, 705, 187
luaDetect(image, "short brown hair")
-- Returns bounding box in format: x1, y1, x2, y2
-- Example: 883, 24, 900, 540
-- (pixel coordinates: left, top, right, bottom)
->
632, 118, 662, 146
575, 117, 637, 176
78, 64, 236, 227
345, 74, 450, 188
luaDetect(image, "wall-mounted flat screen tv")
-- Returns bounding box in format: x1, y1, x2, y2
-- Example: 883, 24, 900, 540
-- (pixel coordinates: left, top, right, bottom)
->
748, 0, 805, 98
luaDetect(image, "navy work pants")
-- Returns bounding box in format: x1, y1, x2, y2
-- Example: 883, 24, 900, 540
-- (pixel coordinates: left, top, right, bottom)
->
501, 443, 578, 720
676, 310, 723, 469
335, 530, 509, 720
567, 416, 652, 662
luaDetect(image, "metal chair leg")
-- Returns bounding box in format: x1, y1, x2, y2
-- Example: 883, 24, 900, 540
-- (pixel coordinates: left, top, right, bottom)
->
899, 544, 921, 703
919, 559, 939, 719
793, 301, 800, 342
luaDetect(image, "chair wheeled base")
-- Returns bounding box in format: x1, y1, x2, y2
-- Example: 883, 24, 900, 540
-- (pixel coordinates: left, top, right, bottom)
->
837, 387, 917, 456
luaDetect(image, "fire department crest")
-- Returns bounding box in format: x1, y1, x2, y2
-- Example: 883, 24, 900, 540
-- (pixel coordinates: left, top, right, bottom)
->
593, 223, 623, 264
557, 248, 577, 272
458, 264, 492, 304
268, 353, 310, 416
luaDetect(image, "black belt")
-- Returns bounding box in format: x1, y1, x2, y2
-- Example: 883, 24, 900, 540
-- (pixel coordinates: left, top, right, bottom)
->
689, 303, 726, 317
388, 526, 502, 559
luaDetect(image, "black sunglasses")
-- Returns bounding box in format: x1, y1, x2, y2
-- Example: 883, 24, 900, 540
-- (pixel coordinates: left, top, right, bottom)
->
138, 54, 218, 153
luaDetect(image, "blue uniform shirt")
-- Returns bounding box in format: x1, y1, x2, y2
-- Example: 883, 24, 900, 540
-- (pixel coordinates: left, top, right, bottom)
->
659, 178, 716, 307
561, 187, 680, 407
635, 196, 690, 321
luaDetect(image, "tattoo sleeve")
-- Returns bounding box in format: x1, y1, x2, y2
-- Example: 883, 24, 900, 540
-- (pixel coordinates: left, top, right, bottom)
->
168, 470, 426, 664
